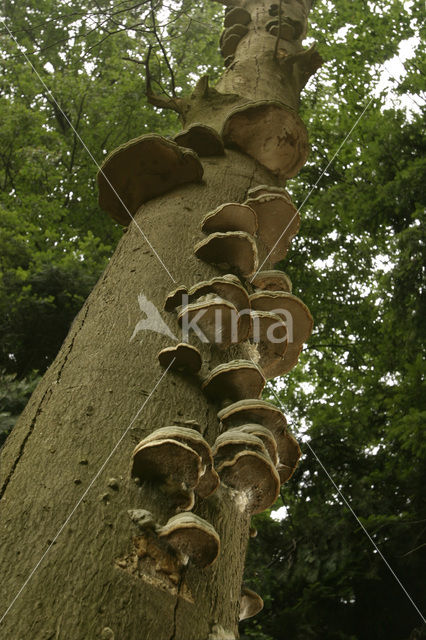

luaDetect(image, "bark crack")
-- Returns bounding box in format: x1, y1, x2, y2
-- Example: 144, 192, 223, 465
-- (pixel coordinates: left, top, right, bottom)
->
0, 303, 90, 501
168, 565, 187, 640
0, 385, 52, 500
56, 303, 90, 385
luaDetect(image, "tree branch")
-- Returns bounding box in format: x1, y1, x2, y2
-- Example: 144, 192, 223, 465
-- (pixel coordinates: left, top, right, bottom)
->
144, 45, 184, 115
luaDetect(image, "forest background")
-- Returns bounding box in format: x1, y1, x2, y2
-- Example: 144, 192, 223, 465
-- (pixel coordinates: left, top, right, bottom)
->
0, 0, 424, 638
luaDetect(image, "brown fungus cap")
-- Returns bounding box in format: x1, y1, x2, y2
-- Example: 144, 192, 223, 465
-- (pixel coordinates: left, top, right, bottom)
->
226, 424, 279, 466
250, 310, 288, 380
222, 101, 309, 179
194, 231, 258, 278
173, 123, 224, 157
274, 429, 301, 483
202, 360, 265, 402
157, 343, 202, 374
178, 297, 242, 348
201, 203, 257, 236
131, 439, 201, 510
218, 398, 288, 434
97, 134, 203, 225
217, 449, 280, 514
249, 291, 313, 375
164, 285, 188, 312
220, 23, 249, 49
247, 184, 291, 201
188, 275, 252, 341
239, 587, 264, 621
244, 194, 300, 264
143, 426, 219, 498
224, 6, 251, 28
251, 270, 292, 293
213, 431, 268, 466
158, 513, 220, 568
221, 32, 241, 58
217, 398, 301, 485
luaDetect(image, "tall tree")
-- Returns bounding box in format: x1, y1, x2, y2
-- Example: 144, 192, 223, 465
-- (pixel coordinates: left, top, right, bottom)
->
0, 1, 323, 638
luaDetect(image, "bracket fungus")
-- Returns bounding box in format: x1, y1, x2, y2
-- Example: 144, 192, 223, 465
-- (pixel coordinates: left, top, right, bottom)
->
222, 101, 309, 179
239, 586, 264, 621
217, 399, 301, 484
213, 430, 267, 464
141, 427, 219, 499
221, 32, 241, 58
224, 7, 251, 28
222, 425, 278, 467
158, 343, 202, 375
216, 448, 280, 514
188, 274, 252, 341
131, 436, 201, 511
178, 296, 240, 348
275, 429, 301, 483
194, 231, 258, 278
220, 23, 249, 58
164, 285, 188, 312
218, 398, 287, 434
249, 291, 313, 374
158, 513, 220, 568
250, 309, 288, 379
201, 203, 257, 236
202, 360, 265, 402
251, 270, 292, 293
173, 123, 224, 157
97, 134, 203, 225
247, 184, 291, 201
244, 194, 300, 264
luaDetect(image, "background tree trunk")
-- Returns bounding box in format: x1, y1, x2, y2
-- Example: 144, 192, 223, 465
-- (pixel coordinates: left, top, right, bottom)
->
0, 1, 315, 638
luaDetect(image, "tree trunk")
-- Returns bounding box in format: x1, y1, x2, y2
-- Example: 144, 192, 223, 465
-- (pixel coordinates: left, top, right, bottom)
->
0, 1, 318, 638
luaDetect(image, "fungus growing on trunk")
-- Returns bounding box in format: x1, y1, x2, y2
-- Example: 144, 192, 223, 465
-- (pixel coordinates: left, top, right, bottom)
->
158, 343, 202, 374
173, 123, 224, 157
239, 586, 264, 621
216, 449, 280, 514
213, 430, 267, 464
222, 101, 309, 179
221, 32, 242, 58
97, 134, 203, 225
217, 398, 301, 483
201, 203, 257, 236
251, 269, 292, 293
202, 360, 265, 402
194, 231, 258, 278
224, 7, 251, 28
164, 285, 188, 312
138, 426, 219, 499
131, 437, 202, 511
244, 194, 300, 264
178, 296, 241, 348
250, 309, 288, 379
249, 291, 313, 374
188, 275, 251, 340
247, 184, 291, 201
158, 513, 220, 568
223, 424, 279, 467
218, 398, 287, 433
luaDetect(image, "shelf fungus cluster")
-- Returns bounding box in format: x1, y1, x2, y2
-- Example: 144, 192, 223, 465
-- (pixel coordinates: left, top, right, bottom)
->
220, 7, 251, 66
130, 427, 221, 568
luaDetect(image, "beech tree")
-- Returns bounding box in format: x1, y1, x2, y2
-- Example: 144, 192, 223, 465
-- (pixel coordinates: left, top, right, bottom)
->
0, 0, 325, 638
1, 0, 424, 638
